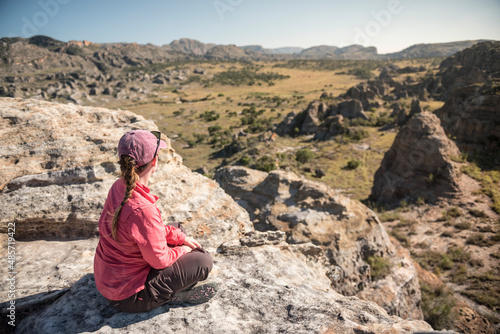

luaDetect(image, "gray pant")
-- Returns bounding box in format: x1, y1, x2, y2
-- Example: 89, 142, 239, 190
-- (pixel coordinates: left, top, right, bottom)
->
107, 223, 213, 313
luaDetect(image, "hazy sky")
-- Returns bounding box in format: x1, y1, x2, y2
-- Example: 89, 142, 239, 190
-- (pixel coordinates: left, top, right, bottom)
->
0, 0, 499, 53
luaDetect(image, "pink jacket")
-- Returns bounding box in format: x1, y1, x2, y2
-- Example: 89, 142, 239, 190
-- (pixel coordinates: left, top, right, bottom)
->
94, 178, 187, 301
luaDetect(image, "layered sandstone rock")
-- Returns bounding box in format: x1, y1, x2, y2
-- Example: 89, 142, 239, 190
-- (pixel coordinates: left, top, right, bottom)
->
215, 166, 423, 320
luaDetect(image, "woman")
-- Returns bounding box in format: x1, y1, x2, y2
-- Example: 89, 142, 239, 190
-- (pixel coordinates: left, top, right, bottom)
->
94, 130, 216, 313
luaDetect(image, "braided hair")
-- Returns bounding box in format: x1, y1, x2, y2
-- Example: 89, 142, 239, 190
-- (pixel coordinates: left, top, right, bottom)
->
111, 155, 150, 240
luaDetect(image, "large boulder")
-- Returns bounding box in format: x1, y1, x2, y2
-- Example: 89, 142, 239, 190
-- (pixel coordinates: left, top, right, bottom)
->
300, 101, 328, 134
214, 166, 423, 320
371, 112, 462, 204
315, 115, 346, 140
333, 99, 369, 120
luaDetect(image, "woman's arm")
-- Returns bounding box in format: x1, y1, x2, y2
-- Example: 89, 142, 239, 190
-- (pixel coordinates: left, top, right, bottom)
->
129, 207, 188, 269
165, 225, 186, 246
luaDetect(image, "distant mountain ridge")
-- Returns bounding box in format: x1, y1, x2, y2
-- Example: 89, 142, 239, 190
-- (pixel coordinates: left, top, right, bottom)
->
0, 35, 494, 65
381, 40, 491, 59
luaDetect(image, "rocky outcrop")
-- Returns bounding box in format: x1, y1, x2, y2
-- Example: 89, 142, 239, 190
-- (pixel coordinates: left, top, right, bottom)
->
276, 99, 368, 138
435, 41, 500, 166
13, 232, 432, 334
0, 98, 251, 246
0, 97, 434, 333
315, 115, 346, 140
300, 101, 328, 134
214, 166, 423, 320
371, 112, 462, 204
436, 85, 500, 165
335, 99, 369, 120
438, 41, 500, 99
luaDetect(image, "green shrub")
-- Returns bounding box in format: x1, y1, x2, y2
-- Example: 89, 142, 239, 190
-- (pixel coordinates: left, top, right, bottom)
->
420, 281, 457, 330
346, 159, 361, 170
193, 133, 207, 144
295, 149, 315, 164
239, 155, 252, 166
208, 125, 222, 135
377, 211, 400, 222
366, 256, 391, 280
466, 233, 485, 246
210, 66, 290, 86
344, 127, 369, 141
441, 231, 453, 238
412, 247, 470, 272
469, 209, 488, 218
440, 254, 454, 270
348, 67, 374, 79
447, 207, 462, 217
253, 156, 276, 173
390, 230, 409, 247
454, 222, 471, 230
462, 290, 500, 309
199, 110, 220, 122
451, 264, 468, 284
447, 247, 471, 263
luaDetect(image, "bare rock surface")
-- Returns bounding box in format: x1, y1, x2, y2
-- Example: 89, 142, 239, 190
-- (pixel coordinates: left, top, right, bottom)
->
214, 166, 423, 320
15, 232, 433, 334
0, 237, 98, 301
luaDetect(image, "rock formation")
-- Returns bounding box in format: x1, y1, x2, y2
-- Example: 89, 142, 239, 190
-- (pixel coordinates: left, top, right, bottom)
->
370, 42, 500, 207
371, 112, 462, 204
13, 232, 432, 334
214, 166, 423, 320
438, 41, 500, 99
0, 97, 434, 333
435, 41, 500, 166
276, 99, 369, 138
0, 98, 251, 245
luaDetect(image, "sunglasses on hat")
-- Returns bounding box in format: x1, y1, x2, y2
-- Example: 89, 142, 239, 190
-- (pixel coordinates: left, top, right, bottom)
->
151, 131, 161, 160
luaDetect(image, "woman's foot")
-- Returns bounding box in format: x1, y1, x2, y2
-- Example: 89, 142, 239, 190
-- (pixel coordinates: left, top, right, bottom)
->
167, 282, 218, 305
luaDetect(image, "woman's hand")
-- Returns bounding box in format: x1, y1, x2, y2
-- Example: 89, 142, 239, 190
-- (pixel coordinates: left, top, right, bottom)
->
181, 245, 193, 253
183, 237, 202, 249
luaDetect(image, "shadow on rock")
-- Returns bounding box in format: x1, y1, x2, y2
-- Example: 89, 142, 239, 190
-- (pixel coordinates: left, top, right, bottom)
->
15, 274, 176, 334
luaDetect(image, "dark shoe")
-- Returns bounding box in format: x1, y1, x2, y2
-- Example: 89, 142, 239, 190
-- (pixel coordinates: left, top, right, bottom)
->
167, 282, 218, 305
184, 282, 198, 291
